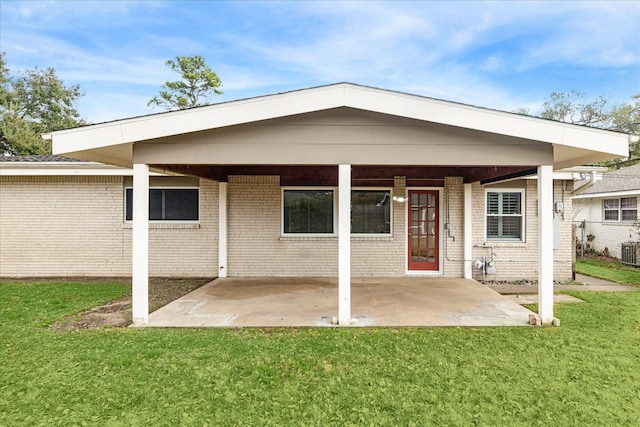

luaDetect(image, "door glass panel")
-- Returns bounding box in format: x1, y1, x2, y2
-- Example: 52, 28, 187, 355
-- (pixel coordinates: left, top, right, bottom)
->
411, 236, 419, 261
419, 237, 427, 261
408, 190, 439, 271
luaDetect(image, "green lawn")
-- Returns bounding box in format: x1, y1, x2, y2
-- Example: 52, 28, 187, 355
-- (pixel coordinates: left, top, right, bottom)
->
1, 282, 639, 426
576, 258, 640, 286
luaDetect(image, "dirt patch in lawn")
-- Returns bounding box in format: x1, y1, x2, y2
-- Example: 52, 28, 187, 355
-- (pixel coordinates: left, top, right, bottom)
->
48, 277, 213, 331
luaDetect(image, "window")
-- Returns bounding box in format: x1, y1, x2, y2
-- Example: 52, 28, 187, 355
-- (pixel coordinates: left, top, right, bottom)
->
283, 189, 334, 234
486, 191, 523, 241
351, 190, 391, 234
603, 197, 637, 222
125, 188, 199, 221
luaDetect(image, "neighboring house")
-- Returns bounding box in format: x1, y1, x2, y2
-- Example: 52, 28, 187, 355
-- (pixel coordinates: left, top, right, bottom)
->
0, 83, 629, 325
573, 163, 640, 258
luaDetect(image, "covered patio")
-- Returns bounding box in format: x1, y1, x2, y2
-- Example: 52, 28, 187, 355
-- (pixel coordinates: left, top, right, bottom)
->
147, 277, 535, 327
49, 83, 629, 327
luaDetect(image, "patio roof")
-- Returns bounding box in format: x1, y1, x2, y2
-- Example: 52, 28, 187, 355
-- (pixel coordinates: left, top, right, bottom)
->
49, 83, 629, 170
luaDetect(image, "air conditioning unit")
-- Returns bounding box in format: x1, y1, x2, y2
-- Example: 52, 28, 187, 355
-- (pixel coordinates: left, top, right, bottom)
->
621, 242, 640, 267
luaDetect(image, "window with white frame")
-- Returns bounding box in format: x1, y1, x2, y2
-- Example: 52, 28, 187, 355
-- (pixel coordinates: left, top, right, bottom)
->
281, 188, 393, 235
283, 189, 335, 234
125, 188, 199, 221
486, 190, 524, 241
603, 197, 637, 222
351, 190, 391, 234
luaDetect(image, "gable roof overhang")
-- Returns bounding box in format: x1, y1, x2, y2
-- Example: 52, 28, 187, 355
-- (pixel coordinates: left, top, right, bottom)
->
49, 83, 629, 172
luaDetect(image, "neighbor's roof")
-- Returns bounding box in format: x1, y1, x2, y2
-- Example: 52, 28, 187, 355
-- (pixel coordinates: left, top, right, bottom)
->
0, 154, 149, 176
0, 155, 84, 162
576, 163, 640, 198
48, 82, 630, 169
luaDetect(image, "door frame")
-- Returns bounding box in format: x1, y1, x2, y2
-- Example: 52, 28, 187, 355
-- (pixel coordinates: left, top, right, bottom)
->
405, 187, 444, 275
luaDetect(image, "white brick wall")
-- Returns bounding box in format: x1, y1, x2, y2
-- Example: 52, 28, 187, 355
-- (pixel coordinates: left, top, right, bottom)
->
574, 196, 639, 259
443, 177, 464, 277
226, 175, 469, 277
0, 176, 218, 277
1, 173, 574, 281
468, 179, 573, 282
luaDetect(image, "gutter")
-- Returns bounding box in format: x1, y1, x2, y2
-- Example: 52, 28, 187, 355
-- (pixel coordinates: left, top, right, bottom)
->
571, 170, 603, 196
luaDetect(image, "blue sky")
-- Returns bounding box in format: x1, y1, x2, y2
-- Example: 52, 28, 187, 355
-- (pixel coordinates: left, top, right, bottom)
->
1, 0, 639, 123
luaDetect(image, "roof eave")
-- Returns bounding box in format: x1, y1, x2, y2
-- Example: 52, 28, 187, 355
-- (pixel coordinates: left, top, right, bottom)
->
51, 83, 630, 168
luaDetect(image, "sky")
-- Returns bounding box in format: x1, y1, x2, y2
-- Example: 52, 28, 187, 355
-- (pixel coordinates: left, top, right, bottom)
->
1, 0, 639, 124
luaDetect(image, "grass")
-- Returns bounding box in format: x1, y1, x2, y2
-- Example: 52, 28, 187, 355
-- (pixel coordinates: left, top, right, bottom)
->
1, 281, 640, 426
576, 258, 640, 286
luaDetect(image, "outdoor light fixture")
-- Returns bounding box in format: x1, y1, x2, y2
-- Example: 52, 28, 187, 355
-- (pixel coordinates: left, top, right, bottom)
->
392, 196, 407, 203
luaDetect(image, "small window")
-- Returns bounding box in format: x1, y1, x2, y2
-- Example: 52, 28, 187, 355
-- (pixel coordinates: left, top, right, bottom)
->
283, 189, 334, 234
351, 190, 391, 234
125, 188, 199, 221
604, 197, 637, 222
486, 191, 523, 241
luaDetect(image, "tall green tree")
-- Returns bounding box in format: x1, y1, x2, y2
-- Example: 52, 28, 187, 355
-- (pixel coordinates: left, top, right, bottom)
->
0, 53, 85, 155
147, 55, 223, 111
516, 91, 640, 167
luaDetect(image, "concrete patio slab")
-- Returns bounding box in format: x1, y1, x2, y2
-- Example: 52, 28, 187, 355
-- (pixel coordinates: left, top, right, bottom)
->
147, 277, 537, 328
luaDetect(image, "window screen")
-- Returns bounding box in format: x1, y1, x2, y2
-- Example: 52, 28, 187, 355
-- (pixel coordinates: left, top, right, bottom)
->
125, 188, 199, 221
351, 190, 391, 234
283, 190, 334, 234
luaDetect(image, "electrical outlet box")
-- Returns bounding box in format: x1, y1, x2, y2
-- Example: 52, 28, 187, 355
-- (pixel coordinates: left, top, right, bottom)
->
554, 202, 564, 213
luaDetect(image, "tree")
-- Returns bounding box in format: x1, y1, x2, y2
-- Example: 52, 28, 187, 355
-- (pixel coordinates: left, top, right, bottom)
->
0, 52, 85, 155
147, 55, 223, 110
515, 91, 640, 167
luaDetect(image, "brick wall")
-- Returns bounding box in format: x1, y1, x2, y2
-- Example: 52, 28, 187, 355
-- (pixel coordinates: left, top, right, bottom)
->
226, 176, 479, 277
443, 177, 464, 277
469, 179, 573, 282
227, 175, 338, 276
0, 176, 218, 277
1, 173, 574, 281
351, 176, 406, 277
574, 196, 639, 259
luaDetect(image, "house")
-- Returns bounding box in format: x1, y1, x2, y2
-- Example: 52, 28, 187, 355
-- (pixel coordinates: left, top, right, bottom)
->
0, 83, 629, 326
573, 163, 640, 258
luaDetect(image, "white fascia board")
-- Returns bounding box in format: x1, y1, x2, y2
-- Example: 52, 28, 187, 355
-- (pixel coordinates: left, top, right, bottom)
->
573, 189, 640, 199
0, 162, 165, 176
343, 85, 628, 157
52, 85, 347, 155
536, 166, 607, 180
51, 83, 629, 163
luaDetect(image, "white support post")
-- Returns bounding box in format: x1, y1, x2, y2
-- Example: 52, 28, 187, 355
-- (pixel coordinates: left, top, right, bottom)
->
132, 163, 149, 326
338, 164, 351, 326
218, 182, 228, 278
463, 183, 473, 279
538, 165, 554, 325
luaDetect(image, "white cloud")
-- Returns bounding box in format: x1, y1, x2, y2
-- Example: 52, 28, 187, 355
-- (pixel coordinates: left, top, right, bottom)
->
1, 0, 637, 122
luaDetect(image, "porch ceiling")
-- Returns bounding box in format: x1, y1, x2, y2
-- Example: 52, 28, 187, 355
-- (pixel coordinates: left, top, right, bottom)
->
149, 164, 537, 185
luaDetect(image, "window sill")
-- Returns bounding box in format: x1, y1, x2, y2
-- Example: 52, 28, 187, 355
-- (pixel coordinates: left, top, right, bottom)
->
481, 241, 527, 248
123, 223, 200, 229
352, 235, 394, 241
280, 235, 394, 241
